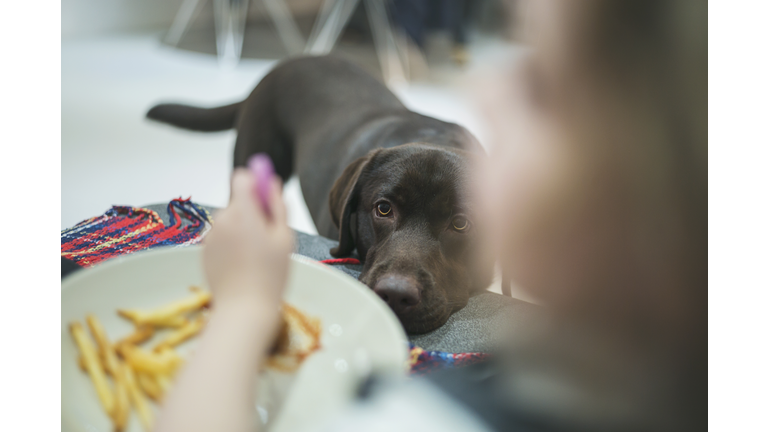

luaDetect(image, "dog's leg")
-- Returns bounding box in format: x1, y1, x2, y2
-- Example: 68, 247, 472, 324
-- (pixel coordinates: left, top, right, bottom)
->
231, 84, 294, 182
232, 114, 293, 182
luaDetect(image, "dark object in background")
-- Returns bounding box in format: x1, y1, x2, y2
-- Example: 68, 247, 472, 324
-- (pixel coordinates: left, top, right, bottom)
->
390, 0, 472, 49
146, 55, 494, 334
61, 256, 82, 279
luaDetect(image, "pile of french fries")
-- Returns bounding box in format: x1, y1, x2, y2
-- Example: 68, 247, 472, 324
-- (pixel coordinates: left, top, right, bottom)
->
69, 287, 210, 432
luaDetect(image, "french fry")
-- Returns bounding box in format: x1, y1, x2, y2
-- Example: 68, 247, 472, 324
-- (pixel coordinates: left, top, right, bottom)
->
85, 315, 130, 431
115, 324, 154, 347
265, 304, 322, 373
153, 315, 206, 352
118, 343, 183, 375
86, 316, 119, 373
112, 361, 131, 432
117, 291, 210, 328
123, 365, 153, 431
75, 352, 133, 432
117, 310, 188, 328
77, 353, 111, 375
86, 325, 154, 372
70, 322, 115, 417
136, 372, 163, 401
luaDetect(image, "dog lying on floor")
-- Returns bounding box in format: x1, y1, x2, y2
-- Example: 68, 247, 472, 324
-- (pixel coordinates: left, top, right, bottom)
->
147, 55, 493, 334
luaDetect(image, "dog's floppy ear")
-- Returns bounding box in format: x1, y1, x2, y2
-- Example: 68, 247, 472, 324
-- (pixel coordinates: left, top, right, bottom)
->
329, 151, 378, 257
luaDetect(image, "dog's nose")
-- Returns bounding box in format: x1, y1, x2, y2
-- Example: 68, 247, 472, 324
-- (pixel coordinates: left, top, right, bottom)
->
373, 275, 421, 315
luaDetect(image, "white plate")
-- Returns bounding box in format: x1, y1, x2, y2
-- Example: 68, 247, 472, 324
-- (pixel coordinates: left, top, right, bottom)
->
62, 246, 408, 432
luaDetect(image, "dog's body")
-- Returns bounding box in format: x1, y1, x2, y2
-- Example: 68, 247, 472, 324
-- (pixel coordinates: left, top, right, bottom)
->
148, 56, 492, 333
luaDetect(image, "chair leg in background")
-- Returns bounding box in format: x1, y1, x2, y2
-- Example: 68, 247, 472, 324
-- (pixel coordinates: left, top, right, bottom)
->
213, 0, 250, 68
165, 0, 207, 46
305, 0, 360, 55
263, 0, 306, 55
365, 0, 408, 86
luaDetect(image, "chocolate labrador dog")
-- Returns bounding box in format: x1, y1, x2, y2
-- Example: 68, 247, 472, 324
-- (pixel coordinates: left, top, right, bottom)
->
147, 56, 493, 333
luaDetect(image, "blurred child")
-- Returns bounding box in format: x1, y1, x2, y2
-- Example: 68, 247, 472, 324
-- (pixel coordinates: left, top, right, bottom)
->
155, 1, 706, 431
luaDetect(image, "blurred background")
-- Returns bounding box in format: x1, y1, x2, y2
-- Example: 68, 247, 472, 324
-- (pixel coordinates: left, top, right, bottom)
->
62, 0, 526, 233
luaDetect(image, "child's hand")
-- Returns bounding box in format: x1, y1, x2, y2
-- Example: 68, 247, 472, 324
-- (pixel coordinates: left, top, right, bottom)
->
202, 168, 293, 317
157, 170, 292, 432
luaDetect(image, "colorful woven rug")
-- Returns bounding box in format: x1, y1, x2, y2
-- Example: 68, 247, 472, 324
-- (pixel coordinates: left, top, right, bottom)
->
61, 199, 489, 374
61, 198, 212, 267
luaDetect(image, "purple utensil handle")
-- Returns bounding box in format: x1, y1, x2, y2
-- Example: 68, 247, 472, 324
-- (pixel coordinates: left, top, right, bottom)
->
247, 153, 276, 217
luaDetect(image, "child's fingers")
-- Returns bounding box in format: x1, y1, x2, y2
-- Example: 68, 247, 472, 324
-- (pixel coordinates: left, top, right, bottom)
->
268, 177, 287, 226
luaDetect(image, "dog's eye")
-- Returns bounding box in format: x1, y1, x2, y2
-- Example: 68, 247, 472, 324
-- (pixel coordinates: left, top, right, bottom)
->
452, 216, 470, 232
376, 202, 392, 217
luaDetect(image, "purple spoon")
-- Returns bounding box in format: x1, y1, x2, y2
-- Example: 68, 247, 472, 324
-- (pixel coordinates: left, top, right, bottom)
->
247, 153, 276, 218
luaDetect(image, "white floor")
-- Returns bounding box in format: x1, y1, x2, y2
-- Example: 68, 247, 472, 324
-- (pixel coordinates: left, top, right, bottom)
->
62, 32, 526, 297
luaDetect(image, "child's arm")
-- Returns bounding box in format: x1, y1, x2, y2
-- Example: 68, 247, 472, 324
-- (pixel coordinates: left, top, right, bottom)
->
154, 169, 293, 432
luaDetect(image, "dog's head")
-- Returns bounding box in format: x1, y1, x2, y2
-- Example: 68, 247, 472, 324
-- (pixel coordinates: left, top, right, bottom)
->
328, 143, 493, 334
